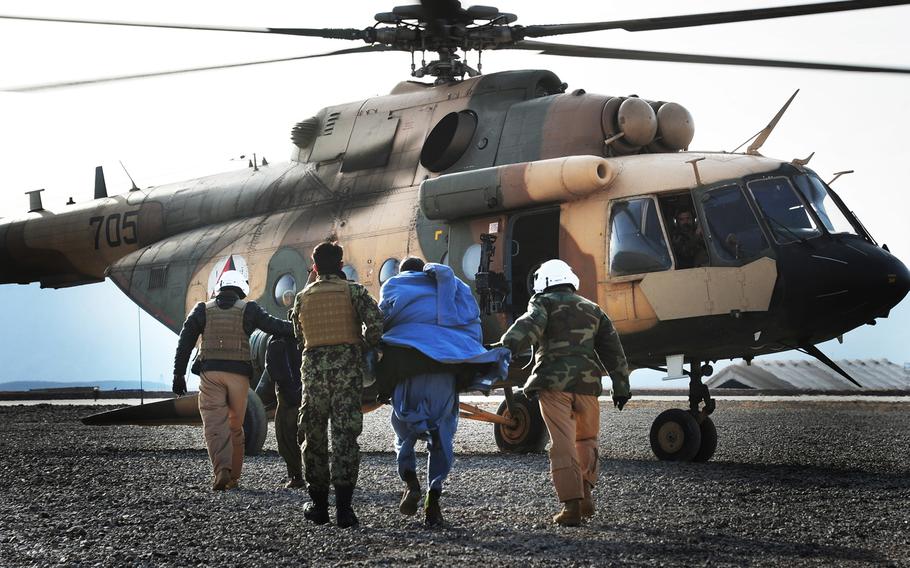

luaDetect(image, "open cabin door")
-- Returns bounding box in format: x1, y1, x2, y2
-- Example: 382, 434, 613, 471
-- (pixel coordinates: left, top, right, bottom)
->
506, 208, 560, 318
446, 208, 560, 342
447, 214, 509, 341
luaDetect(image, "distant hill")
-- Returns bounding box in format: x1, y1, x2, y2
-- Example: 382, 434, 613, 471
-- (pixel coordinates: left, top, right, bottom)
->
0, 380, 171, 392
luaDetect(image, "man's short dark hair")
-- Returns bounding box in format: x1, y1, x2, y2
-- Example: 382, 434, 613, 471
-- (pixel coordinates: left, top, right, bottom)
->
399, 256, 425, 273
676, 210, 693, 220
312, 242, 343, 274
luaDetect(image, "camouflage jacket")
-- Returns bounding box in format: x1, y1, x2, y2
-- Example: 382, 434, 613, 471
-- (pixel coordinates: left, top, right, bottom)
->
290, 274, 383, 351
500, 286, 631, 397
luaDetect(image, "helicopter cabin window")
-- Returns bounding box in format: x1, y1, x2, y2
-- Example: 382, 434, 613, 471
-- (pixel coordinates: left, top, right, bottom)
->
793, 173, 859, 236
747, 177, 820, 244
379, 258, 399, 285
608, 197, 672, 276
461, 244, 482, 281
700, 185, 769, 263
273, 273, 297, 307
342, 265, 359, 282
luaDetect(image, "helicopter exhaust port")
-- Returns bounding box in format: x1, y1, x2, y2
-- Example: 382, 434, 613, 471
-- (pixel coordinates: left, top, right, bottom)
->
419, 155, 615, 221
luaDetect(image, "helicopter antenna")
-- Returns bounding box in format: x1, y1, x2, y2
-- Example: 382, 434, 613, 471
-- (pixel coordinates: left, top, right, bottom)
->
746, 89, 799, 155
828, 170, 854, 185
730, 127, 764, 154
120, 160, 140, 191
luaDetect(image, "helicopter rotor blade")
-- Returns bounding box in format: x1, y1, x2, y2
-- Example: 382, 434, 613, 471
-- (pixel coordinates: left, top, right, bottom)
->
0, 14, 368, 40
508, 40, 910, 75
2, 45, 394, 92
517, 0, 910, 38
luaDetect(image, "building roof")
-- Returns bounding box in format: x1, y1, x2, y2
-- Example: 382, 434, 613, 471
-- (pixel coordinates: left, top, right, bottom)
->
705, 358, 909, 391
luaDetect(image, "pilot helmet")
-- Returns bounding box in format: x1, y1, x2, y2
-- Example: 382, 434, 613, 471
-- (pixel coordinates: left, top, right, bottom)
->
533, 260, 580, 293
217, 269, 250, 298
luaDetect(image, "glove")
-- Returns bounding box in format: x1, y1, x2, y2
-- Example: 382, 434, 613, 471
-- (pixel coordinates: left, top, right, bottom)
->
172, 375, 187, 396
613, 395, 630, 411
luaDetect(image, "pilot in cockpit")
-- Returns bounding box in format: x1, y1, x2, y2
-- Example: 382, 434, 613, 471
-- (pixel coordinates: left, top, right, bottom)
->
671, 209, 709, 269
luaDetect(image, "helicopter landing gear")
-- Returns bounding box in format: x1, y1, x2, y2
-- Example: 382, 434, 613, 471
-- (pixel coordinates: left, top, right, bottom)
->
649, 359, 718, 462
493, 387, 548, 453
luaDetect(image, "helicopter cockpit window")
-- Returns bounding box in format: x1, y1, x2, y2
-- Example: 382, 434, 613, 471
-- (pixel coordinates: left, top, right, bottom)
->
747, 177, 820, 244
793, 173, 859, 236
701, 185, 769, 263
609, 197, 672, 276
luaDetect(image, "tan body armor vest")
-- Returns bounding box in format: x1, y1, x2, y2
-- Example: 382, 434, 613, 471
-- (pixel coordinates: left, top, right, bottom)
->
297, 278, 360, 348
201, 299, 251, 361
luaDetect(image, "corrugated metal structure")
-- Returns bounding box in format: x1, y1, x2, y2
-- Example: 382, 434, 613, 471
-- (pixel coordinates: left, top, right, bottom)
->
706, 359, 910, 391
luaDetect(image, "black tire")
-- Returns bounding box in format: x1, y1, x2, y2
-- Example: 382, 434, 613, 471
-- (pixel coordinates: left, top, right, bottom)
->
692, 416, 718, 463
649, 408, 702, 462
493, 392, 548, 453
243, 388, 268, 456
248, 330, 271, 383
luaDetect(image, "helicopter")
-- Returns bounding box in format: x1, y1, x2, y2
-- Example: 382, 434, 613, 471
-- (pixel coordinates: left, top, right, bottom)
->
1, 1, 909, 462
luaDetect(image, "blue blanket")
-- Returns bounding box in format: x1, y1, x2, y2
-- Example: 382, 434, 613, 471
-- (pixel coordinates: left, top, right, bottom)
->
379, 263, 510, 386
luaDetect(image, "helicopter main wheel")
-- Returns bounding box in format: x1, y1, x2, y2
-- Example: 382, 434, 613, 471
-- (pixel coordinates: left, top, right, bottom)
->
494, 392, 548, 453
243, 388, 268, 456
692, 416, 718, 463
649, 408, 702, 462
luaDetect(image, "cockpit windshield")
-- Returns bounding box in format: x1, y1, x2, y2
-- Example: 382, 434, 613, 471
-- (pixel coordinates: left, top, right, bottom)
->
700, 184, 769, 263
793, 173, 860, 237
747, 177, 820, 244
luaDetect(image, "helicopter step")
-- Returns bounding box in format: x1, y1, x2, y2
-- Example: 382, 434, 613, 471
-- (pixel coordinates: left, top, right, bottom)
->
649, 357, 718, 462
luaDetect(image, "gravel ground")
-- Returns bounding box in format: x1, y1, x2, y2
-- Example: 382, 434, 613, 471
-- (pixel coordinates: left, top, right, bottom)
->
0, 399, 908, 567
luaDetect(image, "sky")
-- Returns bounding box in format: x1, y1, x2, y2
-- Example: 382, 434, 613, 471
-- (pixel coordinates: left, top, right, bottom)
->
0, 0, 908, 390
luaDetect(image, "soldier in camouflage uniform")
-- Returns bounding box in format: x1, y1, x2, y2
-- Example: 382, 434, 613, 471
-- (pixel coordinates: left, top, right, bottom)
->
290, 242, 383, 528
499, 259, 631, 527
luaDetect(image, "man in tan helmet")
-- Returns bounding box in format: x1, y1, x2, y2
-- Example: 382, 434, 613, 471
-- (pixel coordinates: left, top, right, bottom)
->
173, 269, 293, 491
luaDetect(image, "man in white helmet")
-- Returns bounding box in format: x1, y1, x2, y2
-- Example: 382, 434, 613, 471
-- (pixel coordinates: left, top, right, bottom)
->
173, 269, 293, 491
498, 259, 631, 526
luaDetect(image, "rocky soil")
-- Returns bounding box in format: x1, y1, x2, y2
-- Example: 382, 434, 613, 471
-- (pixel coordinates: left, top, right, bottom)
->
0, 399, 908, 567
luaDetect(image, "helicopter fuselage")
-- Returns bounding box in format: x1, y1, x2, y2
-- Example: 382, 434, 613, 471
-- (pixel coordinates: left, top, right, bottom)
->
1, 69, 907, 370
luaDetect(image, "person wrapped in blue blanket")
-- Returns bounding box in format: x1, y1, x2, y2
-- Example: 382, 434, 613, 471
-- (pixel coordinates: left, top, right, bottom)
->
377, 257, 510, 526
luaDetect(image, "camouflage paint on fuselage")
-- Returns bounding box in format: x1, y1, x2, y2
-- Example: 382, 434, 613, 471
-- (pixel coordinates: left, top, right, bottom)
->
2, 69, 907, 370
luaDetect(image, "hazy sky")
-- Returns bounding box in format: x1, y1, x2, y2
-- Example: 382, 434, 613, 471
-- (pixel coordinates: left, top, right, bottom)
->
0, 1, 908, 389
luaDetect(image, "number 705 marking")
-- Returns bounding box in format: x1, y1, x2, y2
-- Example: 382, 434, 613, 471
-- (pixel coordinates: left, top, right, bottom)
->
89, 210, 139, 249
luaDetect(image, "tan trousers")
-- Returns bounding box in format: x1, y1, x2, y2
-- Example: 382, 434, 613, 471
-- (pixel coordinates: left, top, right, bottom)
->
198, 371, 248, 478
538, 390, 600, 502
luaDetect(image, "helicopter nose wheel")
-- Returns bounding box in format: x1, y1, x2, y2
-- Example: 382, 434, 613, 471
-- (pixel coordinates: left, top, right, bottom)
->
649, 358, 718, 462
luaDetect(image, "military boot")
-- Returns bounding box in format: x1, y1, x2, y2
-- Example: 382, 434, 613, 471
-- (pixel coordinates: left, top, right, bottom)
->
553, 499, 582, 527
303, 488, 330, 525
212, 469, 232, 491
399, 470, 421, 516
424, 488, 444, 527
580, 484, 595, 518
334, 484, 359, 528
285, 475, 305, 489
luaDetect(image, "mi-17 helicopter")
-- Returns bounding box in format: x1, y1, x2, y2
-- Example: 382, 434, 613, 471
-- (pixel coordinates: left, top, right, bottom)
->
1, 1, 909, 462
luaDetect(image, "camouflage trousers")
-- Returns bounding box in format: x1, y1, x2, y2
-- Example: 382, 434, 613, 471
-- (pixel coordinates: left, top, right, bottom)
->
299, 344, 364, 491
